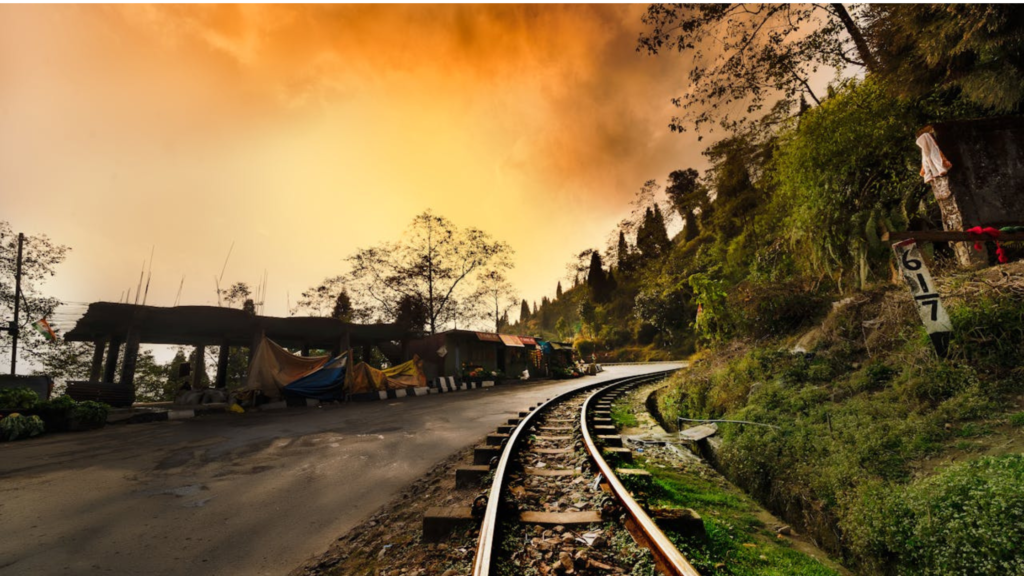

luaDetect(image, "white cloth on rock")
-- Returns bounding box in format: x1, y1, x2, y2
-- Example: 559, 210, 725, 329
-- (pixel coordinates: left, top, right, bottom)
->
916, 132, 952, 184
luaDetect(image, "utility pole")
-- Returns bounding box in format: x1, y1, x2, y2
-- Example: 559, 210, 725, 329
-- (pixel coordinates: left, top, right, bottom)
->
8, 233, 24, 375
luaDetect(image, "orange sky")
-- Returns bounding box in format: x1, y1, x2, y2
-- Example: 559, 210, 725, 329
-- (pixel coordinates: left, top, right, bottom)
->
0, 4, 705, 332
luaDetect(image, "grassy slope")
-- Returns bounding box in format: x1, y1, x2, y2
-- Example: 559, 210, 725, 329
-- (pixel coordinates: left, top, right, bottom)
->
608, 391, 847, 576
657, 263, 1024, 575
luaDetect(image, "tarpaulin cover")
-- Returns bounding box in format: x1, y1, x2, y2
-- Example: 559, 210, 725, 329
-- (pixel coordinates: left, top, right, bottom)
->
382, 355, 427, 389
345, 361, 390, 394
284, 354, 348, 400
518, 336, 537, 346
244, 337, 329, 399
499, 334, 524, 347
538, 340, 554, 355
345, 355, 427, 394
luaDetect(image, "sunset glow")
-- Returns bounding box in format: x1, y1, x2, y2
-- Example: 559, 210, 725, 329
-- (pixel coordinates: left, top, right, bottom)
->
1, 4, 702, 328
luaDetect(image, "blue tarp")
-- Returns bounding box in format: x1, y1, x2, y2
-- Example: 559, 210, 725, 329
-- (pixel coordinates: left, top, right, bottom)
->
538, 340, 554, 355
284, 355, 347, 400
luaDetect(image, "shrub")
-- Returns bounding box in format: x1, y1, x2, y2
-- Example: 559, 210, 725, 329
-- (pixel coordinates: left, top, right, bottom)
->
844, 455, 1024, 575
72, 401, 109, 428
0, 387, 39, 410
0, 413, 45, 441
949, 296, 1024, 375
735, 280, 829, 339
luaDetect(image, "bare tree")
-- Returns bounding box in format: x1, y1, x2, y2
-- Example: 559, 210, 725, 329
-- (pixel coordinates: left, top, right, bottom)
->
347, 211, 513, 334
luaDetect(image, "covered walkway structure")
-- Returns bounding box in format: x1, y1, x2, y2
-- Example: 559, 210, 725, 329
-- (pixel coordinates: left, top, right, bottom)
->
64, 302, 410, 392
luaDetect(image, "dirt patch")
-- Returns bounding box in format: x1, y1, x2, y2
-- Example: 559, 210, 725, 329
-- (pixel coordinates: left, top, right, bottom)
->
290, 444, 485, 576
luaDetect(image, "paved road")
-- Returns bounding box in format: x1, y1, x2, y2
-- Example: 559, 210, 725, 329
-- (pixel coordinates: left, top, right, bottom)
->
0, 364, 680, 576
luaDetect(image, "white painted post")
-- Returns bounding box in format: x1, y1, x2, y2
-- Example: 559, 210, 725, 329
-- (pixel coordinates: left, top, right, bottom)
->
893, 240, 953, 356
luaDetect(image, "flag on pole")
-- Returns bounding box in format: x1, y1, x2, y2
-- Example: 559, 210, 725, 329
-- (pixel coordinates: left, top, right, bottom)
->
32, 318, 57, 342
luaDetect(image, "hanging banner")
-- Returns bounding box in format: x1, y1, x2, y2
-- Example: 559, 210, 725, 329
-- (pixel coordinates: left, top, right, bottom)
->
892, 240, 952, 356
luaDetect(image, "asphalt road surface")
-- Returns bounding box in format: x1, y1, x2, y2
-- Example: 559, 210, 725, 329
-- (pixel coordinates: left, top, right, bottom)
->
0, 364, 681, 576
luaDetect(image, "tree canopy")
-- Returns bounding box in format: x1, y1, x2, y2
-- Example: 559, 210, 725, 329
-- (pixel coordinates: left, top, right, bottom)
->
346, 211, 513, 334
638, 3, 875, 134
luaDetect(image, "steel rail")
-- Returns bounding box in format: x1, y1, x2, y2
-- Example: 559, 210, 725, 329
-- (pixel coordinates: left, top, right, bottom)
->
471, 370, 680, 576
581, 378, 703, 576
471, 373, 642, 576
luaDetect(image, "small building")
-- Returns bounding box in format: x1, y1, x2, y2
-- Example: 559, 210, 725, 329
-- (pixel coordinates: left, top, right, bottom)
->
404, 330, 575, 380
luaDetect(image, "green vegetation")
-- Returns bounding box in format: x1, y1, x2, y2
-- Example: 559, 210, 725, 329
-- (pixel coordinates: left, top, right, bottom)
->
659, 281, 1024, 572
0, 413, 45, 441
631, 461, 841, 576
0, 389, 110, 437
846, 456, 1024, 576
516, 7, 1024, 573
610, 402, 639, 428
0, 387, 40, 410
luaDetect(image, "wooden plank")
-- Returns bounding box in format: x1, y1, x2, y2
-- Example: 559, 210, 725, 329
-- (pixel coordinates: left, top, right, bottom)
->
533, 435, 571, 441
525, 467, 577, 476
534, 447, 572, 454
519, 510, 602, 525
423, 507, 476, 543
486, 433, 510, 446
539, 426, 572, 432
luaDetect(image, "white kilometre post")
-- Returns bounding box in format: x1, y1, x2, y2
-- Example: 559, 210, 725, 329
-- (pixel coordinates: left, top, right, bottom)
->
892, 239, 953, 356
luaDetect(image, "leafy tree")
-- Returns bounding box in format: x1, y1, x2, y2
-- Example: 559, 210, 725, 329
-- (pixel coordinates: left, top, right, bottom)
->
616, 230, 635, 273
35, 340, 92, 392
133, 350, 175, 402
772, 78, 928, 291
219, 282, 251, 309
347, 211, 512, 334
866, 4, 1024, 113
293, 275, 360, 320
394, 294, 429, 333
331, 290, 354, 322
566, 248, 598, 286
518, 299, 530, 324
638, 4, 875, 133
474, 269, 518, 333
665, 168, 704, 241
637, 205, 671, 261
166, 349, 191, 390
703, 135, 763, 238
554, 317, 570, 341
586, 250, 612, 302
577, 298, 597, 336
0, 222, 70, 368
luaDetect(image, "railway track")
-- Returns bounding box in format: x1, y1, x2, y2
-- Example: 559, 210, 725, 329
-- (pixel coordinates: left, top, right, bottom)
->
471, 371, 701, 576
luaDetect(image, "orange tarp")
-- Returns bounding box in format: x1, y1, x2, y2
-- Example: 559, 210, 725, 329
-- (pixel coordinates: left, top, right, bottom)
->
244, 338, 329, 399
344, 355, 427, 394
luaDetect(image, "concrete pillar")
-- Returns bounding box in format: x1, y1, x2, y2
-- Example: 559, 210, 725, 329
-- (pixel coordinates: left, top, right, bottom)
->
215, 342, 230, 388
191, 344, 206, 390
103, 335, 123, 383
118, 327, 141, 387
89, 339, 105, 382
